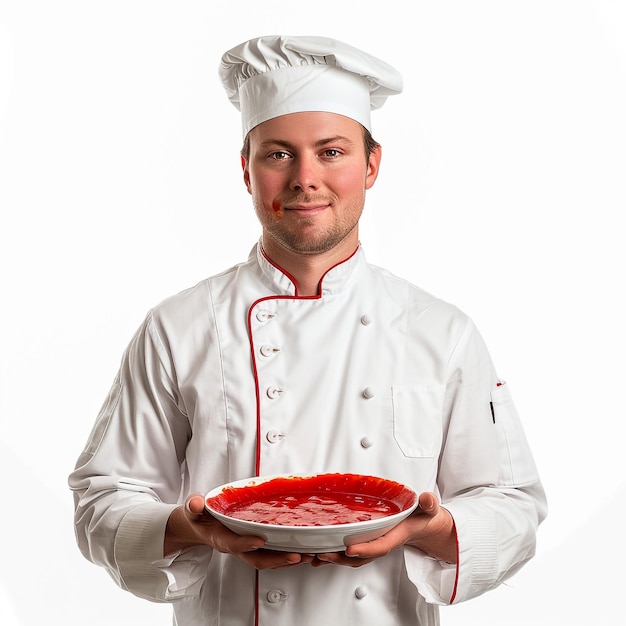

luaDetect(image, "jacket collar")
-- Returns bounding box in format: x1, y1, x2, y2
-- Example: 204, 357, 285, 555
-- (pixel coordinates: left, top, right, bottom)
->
251, 240, 364, 297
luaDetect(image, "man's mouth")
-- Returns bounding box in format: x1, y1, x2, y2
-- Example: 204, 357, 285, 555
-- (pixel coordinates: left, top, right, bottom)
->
285, 203, 329, 211
279, 196, 332, 213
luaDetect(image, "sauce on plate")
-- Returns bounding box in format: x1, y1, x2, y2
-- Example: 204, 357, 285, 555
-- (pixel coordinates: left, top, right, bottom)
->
206, 473, 415, 527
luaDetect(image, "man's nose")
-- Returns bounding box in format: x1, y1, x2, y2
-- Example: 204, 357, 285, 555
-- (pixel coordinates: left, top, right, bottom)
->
290, 155, 319, 191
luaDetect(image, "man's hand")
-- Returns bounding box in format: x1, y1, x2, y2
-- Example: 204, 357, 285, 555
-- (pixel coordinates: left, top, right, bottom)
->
164, 493, 316, 570
312, 491, 457, 567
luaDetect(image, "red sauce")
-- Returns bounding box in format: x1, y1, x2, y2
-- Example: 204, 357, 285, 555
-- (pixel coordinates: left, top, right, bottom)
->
206, 473, 416, 527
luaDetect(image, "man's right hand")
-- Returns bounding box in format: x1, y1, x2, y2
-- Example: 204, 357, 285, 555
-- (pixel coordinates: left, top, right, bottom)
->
164, 493, 316, 569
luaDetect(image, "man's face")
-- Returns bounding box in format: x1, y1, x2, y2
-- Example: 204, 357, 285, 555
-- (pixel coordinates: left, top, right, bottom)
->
242, 111, 380, 257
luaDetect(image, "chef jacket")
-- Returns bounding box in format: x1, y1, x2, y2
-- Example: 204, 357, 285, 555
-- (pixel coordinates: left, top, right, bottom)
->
69, 242, 547, 626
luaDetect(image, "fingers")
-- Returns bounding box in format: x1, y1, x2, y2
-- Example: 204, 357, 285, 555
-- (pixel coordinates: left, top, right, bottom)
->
239, 550, 315, 570
314, 552, 374, 568
207, 522, 266, 555
344, 528, 402, 560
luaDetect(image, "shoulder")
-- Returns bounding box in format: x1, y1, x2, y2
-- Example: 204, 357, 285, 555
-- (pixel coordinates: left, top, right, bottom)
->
142, 257, 257, 345
153, 258, 254, 317
362, 262, 479, 357
366, 261, 467, 319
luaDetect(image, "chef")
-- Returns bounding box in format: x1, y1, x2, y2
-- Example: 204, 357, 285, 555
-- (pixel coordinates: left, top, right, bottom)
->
69, 35, 547, 625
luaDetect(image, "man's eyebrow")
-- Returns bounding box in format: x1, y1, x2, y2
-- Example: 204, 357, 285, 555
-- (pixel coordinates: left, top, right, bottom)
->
258, 138, 295, 150
259, 135, 356, 150
314, 135, 356, 147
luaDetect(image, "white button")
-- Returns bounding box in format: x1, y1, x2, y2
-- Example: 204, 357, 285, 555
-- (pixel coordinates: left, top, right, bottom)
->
256, 310, 275, 322
260, 344, 280, 357
362, 387, 376, 399
360, 314, 373, 325
266, 386, 284, 399
267, 589, 287, 603
354, 585, 368, 599
360, 436, 373, 448
266, 430, 285, 443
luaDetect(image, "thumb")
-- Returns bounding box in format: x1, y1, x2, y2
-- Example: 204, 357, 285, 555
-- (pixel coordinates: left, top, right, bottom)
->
417, 492, 439, 515
185, 493, 207, 516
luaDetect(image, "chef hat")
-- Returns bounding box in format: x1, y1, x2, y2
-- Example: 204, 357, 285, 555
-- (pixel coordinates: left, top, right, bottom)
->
219, 35, 403, 137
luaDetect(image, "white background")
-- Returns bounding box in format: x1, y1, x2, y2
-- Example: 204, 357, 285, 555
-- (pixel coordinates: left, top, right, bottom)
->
1, 1, 624, 624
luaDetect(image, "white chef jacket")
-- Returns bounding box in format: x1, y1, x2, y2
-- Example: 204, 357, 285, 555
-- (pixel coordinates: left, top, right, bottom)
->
69, 243, 547, 626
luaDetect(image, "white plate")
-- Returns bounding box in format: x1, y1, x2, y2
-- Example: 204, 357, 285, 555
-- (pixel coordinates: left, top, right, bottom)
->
205, 472, 418, 552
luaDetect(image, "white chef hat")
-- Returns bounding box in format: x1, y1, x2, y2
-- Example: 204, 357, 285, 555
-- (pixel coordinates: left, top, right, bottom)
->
219, 35, 403, 137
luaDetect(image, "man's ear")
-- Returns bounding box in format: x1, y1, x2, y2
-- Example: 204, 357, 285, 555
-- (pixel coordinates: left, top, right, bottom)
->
365, 145, 382, 190
241, 155, 251, 194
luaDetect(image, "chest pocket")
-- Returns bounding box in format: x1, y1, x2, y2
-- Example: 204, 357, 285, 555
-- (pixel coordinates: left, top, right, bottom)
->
391, 385, 445, 458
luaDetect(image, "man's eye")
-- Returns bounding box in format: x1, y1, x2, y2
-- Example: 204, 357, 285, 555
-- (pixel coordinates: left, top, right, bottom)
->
323, 149, 341, 158
270, 151, 291, 160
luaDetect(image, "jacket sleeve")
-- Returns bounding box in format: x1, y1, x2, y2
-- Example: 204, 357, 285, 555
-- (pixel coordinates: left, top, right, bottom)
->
404, 316, 548, 605
68, 311, 212, 602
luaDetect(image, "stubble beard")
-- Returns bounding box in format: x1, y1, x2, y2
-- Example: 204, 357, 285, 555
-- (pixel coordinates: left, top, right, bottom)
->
254, 197, 362, 256
272, 219, 358, 255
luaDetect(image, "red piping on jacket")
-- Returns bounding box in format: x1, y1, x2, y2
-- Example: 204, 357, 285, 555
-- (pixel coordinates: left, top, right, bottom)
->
247, 245, 359, 476
247, 245, 359, 626
449, 524, 460, 603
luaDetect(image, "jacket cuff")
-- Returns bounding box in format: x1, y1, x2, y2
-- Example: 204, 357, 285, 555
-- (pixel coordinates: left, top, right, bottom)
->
114, 501, 180, 600
443, 504, 499, 603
